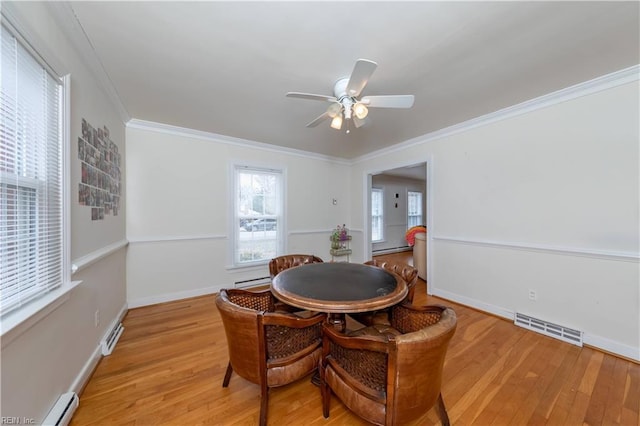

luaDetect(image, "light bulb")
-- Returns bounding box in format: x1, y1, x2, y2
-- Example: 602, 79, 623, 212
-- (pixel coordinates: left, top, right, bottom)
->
330, 114, 343, 130
354, 103, 368, 119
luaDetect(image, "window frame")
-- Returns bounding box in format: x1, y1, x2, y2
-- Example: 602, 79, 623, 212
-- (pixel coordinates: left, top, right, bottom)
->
0, 18, 71, 332
230, 164, 285, 268
407, 190, 424, 228
371, 187, 384, 243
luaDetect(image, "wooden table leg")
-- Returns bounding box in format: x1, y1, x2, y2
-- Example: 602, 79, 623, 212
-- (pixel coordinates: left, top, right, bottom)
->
328, 313, 346, 332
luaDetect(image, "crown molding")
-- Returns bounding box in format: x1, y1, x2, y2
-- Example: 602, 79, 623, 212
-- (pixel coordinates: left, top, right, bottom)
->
126, 118, 351, 165
354, 64, 640, 164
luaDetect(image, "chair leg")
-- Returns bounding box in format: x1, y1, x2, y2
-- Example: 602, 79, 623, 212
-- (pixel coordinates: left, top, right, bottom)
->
259, 383, 269, 426
222, 362, 233, 387
436, 393, 450, 426
320, 368, 330, 418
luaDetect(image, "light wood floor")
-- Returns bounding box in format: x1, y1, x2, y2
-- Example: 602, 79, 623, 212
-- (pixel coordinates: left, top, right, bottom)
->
71, 252, 639, 425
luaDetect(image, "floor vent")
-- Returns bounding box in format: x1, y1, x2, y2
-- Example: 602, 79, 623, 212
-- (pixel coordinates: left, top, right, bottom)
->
101, 322, 124, 356
42, 392, 78, 426
514, 313, 583, 346
234, 276, 271, 289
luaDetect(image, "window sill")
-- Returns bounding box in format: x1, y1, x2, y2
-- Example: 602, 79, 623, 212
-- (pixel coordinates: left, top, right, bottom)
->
1, 280, 81, 349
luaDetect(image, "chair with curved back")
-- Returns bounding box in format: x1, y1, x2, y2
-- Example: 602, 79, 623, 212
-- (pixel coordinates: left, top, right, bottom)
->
268, 254, 324, 278
320, 303, 457, 426
350, 259, 419, 326
216, 288, 325, 426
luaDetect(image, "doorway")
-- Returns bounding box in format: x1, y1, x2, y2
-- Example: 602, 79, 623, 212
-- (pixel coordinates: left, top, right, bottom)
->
365, 161, 429, 280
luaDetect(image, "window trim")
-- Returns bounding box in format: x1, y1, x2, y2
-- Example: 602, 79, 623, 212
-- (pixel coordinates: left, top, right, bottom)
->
371, 187, 384, 243
407, 190, 424, 228
228, 163, 286, 269
0, 16, 71, 341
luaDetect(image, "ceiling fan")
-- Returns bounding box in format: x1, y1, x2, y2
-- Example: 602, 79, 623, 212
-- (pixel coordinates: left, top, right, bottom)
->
286, 59, 415, 133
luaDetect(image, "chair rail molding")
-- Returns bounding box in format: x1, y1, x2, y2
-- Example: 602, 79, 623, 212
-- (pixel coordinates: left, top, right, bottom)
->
127, 234, 226, 244
72, 239, 129, 275
432, 236, 639, 263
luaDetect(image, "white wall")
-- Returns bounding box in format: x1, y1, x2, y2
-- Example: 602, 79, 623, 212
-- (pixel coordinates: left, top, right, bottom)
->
125, 123, 352, 306
351, 75, 639, 360
371, 174, 426, 252
1, 3, 127, 422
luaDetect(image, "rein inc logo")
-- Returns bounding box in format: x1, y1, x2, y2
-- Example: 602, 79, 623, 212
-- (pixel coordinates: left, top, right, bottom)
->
1, 418, 35, 425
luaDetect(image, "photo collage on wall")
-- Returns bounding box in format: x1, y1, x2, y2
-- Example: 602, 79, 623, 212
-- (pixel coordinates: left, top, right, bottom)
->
78, 118, 122, 220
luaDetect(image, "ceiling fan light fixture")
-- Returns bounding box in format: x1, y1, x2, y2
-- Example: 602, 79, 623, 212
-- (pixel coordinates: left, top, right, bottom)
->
330, 114, 343, 130
327, 102, 342, 118
354, 102, 368, 119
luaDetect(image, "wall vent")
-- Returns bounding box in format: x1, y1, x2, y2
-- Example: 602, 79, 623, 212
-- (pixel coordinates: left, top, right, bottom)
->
514, 313, 583, 346
101, 322, 124, 356
42, 392, 78, 426
234, 276, 271, 289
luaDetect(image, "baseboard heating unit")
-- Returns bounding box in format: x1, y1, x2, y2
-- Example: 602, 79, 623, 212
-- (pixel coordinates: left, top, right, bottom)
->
42, 392, 78, 426
514, 312, 583, 346
101, 322, 124, 356
234, 276, 271, 289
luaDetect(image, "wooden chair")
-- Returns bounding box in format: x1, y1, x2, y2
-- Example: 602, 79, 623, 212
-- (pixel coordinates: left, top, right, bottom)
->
350, 259, 419, 326
216, 288, 325, 426
320, 303, 457, 426
268, 254, 323, 278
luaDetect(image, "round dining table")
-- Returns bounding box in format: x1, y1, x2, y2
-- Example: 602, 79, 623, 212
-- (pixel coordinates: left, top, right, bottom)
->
271, 262, 407, 331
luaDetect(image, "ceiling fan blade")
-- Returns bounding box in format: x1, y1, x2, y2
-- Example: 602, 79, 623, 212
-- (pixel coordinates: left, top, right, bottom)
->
345, 59, 377, 97
361, 95, 415, 108
286, 92, 337, 102
306, 112, 331, 128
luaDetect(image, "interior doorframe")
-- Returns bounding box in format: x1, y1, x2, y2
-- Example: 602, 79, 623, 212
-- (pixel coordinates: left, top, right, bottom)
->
363, 155, 434, 292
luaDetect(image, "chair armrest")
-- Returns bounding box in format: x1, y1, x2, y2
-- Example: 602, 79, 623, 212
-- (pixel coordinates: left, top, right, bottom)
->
322, 323, 390, 353
262, 310, 325, 327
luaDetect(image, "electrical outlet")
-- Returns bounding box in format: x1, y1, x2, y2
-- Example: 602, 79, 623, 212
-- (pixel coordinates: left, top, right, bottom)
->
94, 310, 100, 327
528, 289, 537, 301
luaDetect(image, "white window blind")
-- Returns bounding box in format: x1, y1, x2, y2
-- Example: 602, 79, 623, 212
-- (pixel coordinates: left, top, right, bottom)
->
371, 188, 383, 242
0, 24, 64, 315
408, 191, 423, 228
233, 166, 282, 266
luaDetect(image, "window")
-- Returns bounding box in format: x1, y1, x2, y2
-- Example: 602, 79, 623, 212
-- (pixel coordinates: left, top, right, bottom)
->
1, 24, 65, 316
371, 188, 383, 242
407, 191, 423, 228
233, 166, 283, 266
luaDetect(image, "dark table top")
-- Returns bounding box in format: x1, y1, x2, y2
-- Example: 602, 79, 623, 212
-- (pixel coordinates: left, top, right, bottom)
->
271, 262, 407, 313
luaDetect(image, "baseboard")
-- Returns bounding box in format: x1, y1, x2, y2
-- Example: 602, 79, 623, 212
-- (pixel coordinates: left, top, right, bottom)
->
128, 285, 223, 309
69, 302, 128, 395
432, 288, 514, 321
583, 333, 639, 363
431, 287, 639, 362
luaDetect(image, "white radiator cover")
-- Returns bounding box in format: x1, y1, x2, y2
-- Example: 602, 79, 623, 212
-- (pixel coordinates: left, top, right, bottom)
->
42, 392, 78, 426
515, 312, 583, 346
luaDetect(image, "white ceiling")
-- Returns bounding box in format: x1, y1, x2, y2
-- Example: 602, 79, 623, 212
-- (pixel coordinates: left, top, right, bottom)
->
66, 1, 639, 160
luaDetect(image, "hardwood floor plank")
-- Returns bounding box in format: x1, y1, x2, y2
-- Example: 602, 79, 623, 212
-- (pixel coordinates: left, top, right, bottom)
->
70, 252, 640, 425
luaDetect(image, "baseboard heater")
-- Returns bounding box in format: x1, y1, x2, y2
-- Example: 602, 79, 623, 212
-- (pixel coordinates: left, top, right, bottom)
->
514, 312, 583, 347
234, 276, 271, 289
42, 392, 78, 426
101, 322, 124, 356
372, 246, 411, 255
